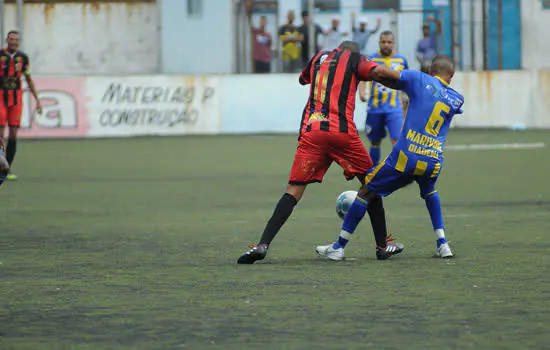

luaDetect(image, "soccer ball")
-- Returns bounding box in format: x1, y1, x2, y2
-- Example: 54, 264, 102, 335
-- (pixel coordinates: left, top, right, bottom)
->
335, 190, 358, 220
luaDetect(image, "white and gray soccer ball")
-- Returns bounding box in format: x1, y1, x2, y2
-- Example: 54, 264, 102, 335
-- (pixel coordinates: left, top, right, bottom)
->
335, 190, 358, 220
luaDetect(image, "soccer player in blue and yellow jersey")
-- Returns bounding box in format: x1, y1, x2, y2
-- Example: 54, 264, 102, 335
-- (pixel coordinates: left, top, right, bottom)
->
316, 55, 463, 260
359, 31, 408, 165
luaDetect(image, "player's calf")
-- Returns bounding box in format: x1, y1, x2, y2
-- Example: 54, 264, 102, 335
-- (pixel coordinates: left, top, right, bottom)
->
423, 190, 453, 258
369, 141, 382, 165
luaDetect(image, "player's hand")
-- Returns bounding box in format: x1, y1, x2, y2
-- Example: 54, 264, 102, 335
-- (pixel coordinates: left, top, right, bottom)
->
360, 93, 367, 102
426, 15, 435, 21
36, 102, 43, 115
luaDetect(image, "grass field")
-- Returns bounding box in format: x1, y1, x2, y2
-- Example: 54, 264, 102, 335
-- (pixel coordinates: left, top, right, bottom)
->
1, 129, 549, 350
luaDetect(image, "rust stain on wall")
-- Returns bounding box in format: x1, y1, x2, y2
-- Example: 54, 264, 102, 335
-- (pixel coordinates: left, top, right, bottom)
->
539, 69, 550, 110
90, 2, 101, 13
43, 2, 55, 27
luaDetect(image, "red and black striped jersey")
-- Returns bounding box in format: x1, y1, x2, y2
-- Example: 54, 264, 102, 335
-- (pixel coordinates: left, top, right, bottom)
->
298, 48, 378, 136
0, 49, 30, 107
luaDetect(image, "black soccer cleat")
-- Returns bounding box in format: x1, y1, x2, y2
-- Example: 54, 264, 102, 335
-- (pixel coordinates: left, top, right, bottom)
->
376, 242, 404, 260
237, 244, 268, 264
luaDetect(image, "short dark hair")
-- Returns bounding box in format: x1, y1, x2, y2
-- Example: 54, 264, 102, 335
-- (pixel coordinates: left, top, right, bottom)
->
339, 41, 360, 53
380, 30, 394, 39
430, 54, 454, 75
301, 10, 308, 17
6, 30, 19, 39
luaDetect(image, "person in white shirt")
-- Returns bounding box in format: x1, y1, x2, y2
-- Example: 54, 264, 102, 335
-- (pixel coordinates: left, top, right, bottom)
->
322, 16, 348, 51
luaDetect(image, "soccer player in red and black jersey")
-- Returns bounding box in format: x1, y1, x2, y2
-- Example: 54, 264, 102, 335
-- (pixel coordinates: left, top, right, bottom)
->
0, 30, 42, 181
237, 41, 403, 264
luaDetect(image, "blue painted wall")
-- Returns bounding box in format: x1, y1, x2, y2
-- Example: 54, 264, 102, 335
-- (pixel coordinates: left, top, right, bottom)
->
488, 0, 521, 69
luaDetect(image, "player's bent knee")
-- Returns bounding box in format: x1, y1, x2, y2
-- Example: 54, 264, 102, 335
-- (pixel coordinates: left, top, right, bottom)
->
421, 189, 438, 199
8, 128, 18, 140
371, 141, 381, 147
285, 184, 306, 202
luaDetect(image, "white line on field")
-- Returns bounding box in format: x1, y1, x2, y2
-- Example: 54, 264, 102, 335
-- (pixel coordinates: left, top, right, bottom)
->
393, 211, 548, 221
446, 142, 545, 151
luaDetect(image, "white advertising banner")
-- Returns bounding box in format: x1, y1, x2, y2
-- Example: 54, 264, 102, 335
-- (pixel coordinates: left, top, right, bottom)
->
86, 76, 221, 137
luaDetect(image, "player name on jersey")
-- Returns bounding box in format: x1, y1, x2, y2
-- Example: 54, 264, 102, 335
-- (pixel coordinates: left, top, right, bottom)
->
405, 129, 443, 152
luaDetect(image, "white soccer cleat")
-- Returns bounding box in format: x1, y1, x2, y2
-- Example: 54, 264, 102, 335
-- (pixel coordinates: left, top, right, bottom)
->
315, 243, 344, 261
437, 242, 453, 259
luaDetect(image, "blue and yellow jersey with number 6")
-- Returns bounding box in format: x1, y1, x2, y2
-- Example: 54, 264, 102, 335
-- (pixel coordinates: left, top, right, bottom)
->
386, 70, 464, 176
367, 52, 409, 113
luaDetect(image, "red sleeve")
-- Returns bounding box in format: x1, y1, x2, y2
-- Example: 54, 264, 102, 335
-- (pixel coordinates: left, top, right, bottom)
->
357, 58, 378, 81
299, 58, 314, 85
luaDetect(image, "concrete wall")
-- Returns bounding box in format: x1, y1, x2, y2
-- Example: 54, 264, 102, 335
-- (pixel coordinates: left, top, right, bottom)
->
2, 0, 549, 75
160, 0, 235, 74
1, 2, 159, 75
521, 0, 550, 70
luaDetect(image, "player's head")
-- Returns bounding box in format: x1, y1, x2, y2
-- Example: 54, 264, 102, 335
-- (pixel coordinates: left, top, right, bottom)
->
287, 10, 295, 24
422, 24, 430, 38
6, 31, 20, 52
378, 31, 394, 56
359, 18, 368, 32
429, 54, 455, 82
301, 10, 309, 24
331, 16, 340, 29
260, 15, 267, 28
338, 41, 360, 53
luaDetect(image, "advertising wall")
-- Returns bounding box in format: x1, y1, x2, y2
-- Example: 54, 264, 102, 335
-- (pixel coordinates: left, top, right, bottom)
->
17, 70, 550, 139
19, 76, 221, 139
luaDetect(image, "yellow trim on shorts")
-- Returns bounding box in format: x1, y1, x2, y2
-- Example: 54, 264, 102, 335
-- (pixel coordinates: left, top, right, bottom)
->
395, 151, 408, 173
413, 161, 428, 176
431, 162, 441, 178
365, 158, 387, 185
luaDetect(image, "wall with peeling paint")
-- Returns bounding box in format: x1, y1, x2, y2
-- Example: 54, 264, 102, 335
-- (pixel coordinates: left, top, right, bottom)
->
1, 2, 159, 75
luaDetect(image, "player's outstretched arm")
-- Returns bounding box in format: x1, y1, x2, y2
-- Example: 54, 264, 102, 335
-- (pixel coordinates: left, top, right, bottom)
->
370, 65, 401, 90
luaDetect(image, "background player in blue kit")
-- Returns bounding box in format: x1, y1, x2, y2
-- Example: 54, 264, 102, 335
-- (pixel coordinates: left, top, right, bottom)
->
316, 55, 464, 260
359, 31, 409, 165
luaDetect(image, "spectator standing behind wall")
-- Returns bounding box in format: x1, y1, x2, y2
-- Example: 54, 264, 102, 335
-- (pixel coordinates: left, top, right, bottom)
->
351, 13, 381, 55
279, 10, 303, 73
416, 15, 442, 73
249, 15, 272, 73
299, 11, 325, 66
322, 16, 348, 51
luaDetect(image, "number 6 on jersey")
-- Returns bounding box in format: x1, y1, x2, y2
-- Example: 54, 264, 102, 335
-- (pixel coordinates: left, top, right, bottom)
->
425, 101, 451, 137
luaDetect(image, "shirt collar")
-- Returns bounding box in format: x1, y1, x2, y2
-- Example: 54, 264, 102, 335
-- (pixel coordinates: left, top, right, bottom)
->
435, 76, 450, 86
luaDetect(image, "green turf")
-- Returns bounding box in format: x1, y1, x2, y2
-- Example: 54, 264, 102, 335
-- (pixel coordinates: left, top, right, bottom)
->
1, 129, 549, 350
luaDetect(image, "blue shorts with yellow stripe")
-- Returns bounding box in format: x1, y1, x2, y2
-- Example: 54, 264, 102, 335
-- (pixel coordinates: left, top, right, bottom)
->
365, 151, 441, 199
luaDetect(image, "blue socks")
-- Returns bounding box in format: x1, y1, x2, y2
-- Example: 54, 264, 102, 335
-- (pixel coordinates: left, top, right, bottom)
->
332, 195, 369, 249
425, 192, 448, 248
369, 145, 381, 165
425, 191, 444, 231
